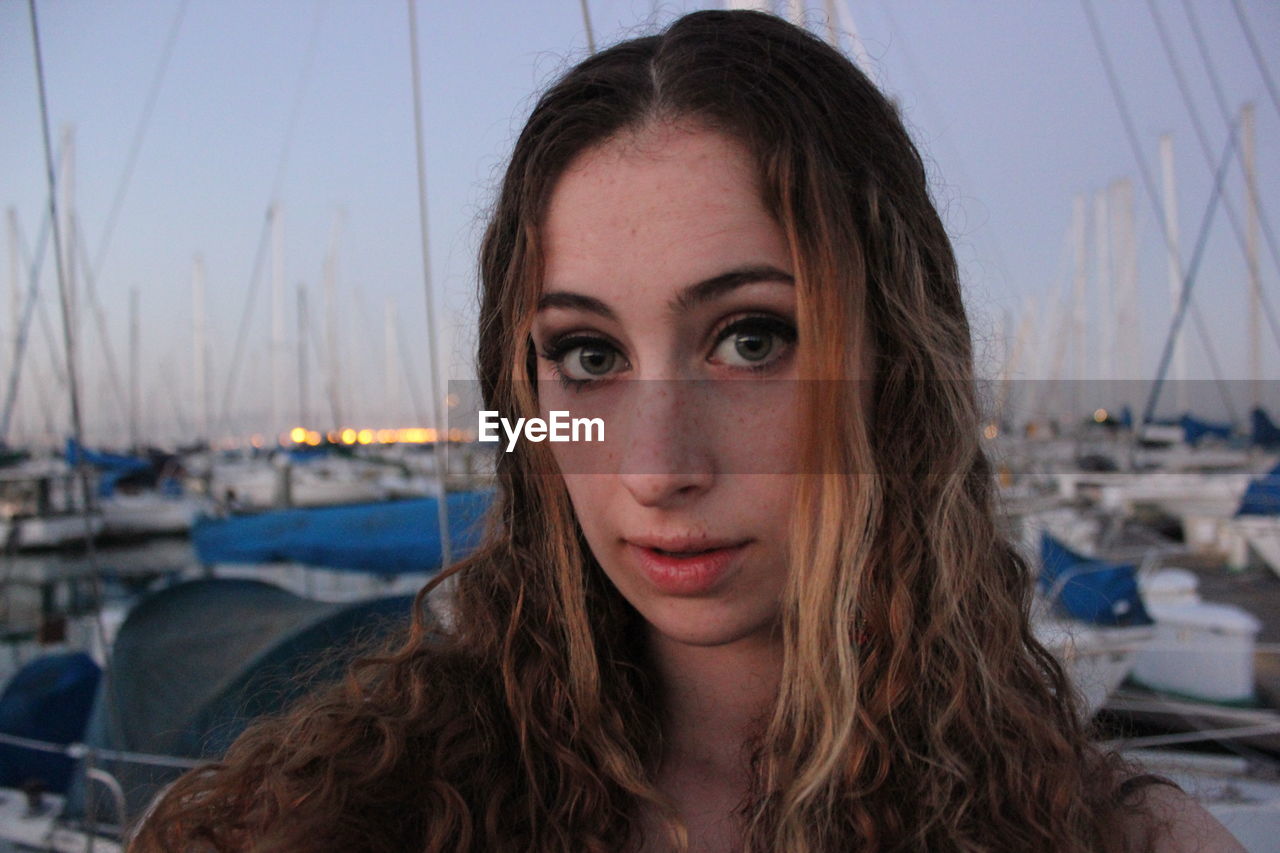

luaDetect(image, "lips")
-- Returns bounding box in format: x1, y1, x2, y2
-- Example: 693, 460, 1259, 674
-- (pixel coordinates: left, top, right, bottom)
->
624, 536, 750, 595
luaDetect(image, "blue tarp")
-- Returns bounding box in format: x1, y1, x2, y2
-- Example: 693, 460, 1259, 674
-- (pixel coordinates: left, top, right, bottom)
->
192, 490, 492, 573
0, 652, 100, 793
1252, 408, 1280, 449
1237, 462, 1280, 517
1179, 414, 1234, 446
64, 439, 149, 473
65, 439, 159, 497
1039, 533, 1153, 627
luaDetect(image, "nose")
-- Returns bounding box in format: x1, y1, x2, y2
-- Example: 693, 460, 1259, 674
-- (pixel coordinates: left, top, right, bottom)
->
616, 380, 714, 507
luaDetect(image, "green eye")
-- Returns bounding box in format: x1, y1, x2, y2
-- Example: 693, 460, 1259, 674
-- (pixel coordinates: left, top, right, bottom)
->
730, 330, 773, 362
538, 335, 626, 387
709, 316, 796, 370
573, 345, 617, 377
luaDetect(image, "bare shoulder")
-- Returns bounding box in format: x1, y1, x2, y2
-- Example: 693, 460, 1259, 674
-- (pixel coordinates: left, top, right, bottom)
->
1124, 782, 1247, 853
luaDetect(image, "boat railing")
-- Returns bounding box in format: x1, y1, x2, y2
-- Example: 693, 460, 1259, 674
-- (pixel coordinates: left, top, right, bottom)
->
0, 728, 201, 843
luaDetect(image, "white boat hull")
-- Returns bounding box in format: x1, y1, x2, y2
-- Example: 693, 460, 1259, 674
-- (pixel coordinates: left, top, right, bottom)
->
1034, 615, 1153, 718
0, 515, 103, 550
100, 493, 206, 537
1231, 516, 1280, 577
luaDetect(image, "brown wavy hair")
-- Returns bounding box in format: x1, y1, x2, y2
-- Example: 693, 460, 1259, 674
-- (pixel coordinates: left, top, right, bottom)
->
131, 10, 1165, 852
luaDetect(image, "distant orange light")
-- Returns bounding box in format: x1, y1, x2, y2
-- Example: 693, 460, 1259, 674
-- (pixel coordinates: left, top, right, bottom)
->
357, 429, 373, 445
1093, 408, 1108, 423
289, 427, 307, 443
341, 428, 357, 445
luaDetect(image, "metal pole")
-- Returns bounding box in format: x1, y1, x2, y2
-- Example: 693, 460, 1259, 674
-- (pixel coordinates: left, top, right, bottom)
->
1242, 103, 1260, 411
406, 0, 453, 570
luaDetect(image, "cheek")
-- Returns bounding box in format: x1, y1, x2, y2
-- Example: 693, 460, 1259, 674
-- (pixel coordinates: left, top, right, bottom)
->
703, 381, 804, 475
559, 473, 610, 540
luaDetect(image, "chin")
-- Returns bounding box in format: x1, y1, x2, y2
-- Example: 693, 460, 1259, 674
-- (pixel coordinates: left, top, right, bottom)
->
640, 602, 780, 649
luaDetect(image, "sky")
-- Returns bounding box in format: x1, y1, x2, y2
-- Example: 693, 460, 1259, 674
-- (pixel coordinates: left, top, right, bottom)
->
1, 0, 1278, 446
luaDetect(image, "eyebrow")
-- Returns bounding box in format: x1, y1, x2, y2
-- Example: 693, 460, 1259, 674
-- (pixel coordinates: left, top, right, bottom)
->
536, 264, 794, 319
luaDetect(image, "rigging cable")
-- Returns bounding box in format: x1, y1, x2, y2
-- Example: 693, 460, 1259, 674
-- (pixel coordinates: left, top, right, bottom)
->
89, 0, 189, 280
74, 217, 131, 434
269, 0, 326, 201
1080, 0, 1238, 424
216, 1, 326, 436
1145, 0, 1280, 357
1141, 127, 1237, 430
68, 0, 190, 445
1181, 0, 1280, 327
0, 210, 55, 442
1229, 0, 1280, 122
215, 211, 273, 436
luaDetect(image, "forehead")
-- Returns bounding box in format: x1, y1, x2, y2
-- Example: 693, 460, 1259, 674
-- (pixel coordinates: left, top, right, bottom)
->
541, 124, 789, 294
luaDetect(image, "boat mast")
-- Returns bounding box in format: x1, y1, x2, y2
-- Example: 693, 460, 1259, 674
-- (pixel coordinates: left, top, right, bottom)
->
385, 298, 398, 426
578, 0, 596, 54
6, 210, 20, 443
1159, 134, 1187, 414
1095, 188, 1111, 400
407, 0, 452, 569
129, 287, 139, 449
1072, 194, 1086, 420
1111, 178, 1138, 383
271, 202, 285, 440
1242, 103, 1260, 412
193, 254, 209, 442
297, 282, 310, 428
60, 126, 82, 440
321, 210, 344, 428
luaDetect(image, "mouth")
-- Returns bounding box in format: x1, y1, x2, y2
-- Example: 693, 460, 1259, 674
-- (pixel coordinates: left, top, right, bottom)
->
624, 537, 751, 595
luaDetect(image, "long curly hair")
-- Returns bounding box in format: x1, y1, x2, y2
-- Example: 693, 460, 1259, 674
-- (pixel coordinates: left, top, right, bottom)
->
131, 10, 1164, 852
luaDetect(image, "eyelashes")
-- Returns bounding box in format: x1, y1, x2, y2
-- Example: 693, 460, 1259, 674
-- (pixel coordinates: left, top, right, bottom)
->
536, 313, 797, 390
708, 314, 797, 369
538, 334, 626, 389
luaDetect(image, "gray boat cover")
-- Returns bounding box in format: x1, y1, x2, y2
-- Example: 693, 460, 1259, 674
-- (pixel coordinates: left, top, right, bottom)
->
62, 578, 414, 831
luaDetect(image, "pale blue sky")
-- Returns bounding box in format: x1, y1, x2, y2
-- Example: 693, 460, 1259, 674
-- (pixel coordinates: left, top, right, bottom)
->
2, 1, 1278, 443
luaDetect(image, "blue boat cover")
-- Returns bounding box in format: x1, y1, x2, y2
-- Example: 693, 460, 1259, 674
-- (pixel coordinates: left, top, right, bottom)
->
65, 438, 158, 497
1039, 533, 1153, 626
1237, 462, 1280, 517
0, 652, 100, 793
63, 578, 415, 828
191, 490, 491, 573
1179, 414, 1234, 446
1252, 408, 1280, 449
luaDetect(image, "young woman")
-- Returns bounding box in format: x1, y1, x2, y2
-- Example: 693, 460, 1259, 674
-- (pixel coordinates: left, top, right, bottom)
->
132, 10, 1243, 852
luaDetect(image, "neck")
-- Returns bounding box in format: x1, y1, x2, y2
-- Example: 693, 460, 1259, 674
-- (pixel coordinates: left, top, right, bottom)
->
648, 627, 784, 774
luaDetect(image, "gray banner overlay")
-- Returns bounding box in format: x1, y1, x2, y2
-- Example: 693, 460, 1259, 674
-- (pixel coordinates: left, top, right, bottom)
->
444, 380, 1280, 475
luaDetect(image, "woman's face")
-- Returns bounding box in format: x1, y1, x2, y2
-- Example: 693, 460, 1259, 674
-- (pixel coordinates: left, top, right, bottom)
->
531, 124, 802, 650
